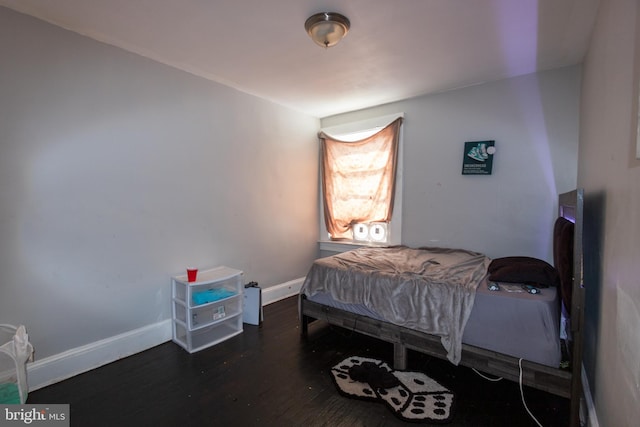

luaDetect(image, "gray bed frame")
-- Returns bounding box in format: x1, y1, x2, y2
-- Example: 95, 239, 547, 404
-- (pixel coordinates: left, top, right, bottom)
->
300, 189, 584, 427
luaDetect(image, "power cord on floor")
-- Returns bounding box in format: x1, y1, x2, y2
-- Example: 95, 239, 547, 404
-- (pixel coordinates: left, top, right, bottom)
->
472, 359, 544, 426
519, 358, 543, 427
472, 368, 503, 381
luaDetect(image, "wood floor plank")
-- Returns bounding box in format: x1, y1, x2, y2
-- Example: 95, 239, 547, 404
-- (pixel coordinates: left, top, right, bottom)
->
28, 296, 569, 426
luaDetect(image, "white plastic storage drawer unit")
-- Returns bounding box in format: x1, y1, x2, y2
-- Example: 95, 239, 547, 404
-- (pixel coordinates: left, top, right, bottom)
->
171, 266, 243, 353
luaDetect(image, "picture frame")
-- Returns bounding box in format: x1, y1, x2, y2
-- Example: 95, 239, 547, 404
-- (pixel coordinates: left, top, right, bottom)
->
462, 140, 495, 175
636, 88, 640, 159
634, 83, 640, 160
635, 19, 640, 160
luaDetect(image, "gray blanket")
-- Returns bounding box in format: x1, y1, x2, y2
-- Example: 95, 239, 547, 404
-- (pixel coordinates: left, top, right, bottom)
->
301, 246, 491, 364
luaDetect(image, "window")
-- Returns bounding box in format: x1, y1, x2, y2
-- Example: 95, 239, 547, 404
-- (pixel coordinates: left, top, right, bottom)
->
318, 114, 404, 245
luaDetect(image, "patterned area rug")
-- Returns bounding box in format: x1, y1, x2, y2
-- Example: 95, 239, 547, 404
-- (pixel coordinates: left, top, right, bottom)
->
331, 356, 455, 423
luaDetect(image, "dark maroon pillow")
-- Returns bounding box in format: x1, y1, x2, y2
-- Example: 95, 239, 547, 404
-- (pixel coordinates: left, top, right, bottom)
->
488, 256, 560, 288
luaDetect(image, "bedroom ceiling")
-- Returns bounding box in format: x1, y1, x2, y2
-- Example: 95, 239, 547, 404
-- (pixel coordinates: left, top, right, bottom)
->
0, 0, 599, 118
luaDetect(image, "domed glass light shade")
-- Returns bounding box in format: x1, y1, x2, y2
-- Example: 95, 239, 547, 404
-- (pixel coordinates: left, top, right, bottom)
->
305, 12, 350, 48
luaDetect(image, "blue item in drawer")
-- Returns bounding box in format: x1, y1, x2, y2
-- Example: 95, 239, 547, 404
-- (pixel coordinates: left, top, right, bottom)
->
192, 289, 236, 305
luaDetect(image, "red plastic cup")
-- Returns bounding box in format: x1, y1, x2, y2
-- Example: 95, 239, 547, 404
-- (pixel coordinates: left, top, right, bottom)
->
186, 268, 198, 282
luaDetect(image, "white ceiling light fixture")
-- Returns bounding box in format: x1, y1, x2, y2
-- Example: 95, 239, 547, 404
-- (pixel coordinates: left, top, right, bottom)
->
304, 12, 350, 48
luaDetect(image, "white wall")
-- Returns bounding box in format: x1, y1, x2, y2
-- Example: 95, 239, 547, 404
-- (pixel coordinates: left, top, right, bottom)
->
322, 66, 580, 261
0, 6, 319, 364
579, 0, 640, 425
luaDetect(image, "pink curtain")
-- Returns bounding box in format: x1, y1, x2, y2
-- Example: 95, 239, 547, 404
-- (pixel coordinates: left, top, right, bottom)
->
320, 117, 403, 240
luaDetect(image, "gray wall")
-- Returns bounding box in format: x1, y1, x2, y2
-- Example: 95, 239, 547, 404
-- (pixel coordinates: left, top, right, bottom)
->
0, 7, 319, 359
322, 66, 580, 261
579, 0, 640, 425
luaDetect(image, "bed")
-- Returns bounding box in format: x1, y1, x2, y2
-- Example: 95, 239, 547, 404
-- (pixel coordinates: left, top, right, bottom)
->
300, 189, 584, 427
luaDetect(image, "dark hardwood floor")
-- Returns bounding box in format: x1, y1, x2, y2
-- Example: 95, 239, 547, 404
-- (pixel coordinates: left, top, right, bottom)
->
28, 296, 569, 426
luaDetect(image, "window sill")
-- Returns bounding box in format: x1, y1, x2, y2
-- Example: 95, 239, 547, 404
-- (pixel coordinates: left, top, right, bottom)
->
318, 240, 390, 253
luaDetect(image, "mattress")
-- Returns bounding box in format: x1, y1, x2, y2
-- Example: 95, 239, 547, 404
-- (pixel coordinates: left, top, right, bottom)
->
306, 277, 561, 367
301, 246, 490, 364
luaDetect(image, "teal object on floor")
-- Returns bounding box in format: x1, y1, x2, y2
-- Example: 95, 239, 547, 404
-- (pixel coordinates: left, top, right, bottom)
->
0, 382, 20, 404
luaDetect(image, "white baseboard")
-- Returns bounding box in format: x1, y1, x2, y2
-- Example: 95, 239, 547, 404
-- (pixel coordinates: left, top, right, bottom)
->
582, 364, 600, 427
26, 277, 305, 391
27, 319, 172, 391
261, 277, 304, 305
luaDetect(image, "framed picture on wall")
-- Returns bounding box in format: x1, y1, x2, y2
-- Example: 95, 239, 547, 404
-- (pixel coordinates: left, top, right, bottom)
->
630, 16, 640, 160
462, 140, 495, 175
636, 89, 640, 159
